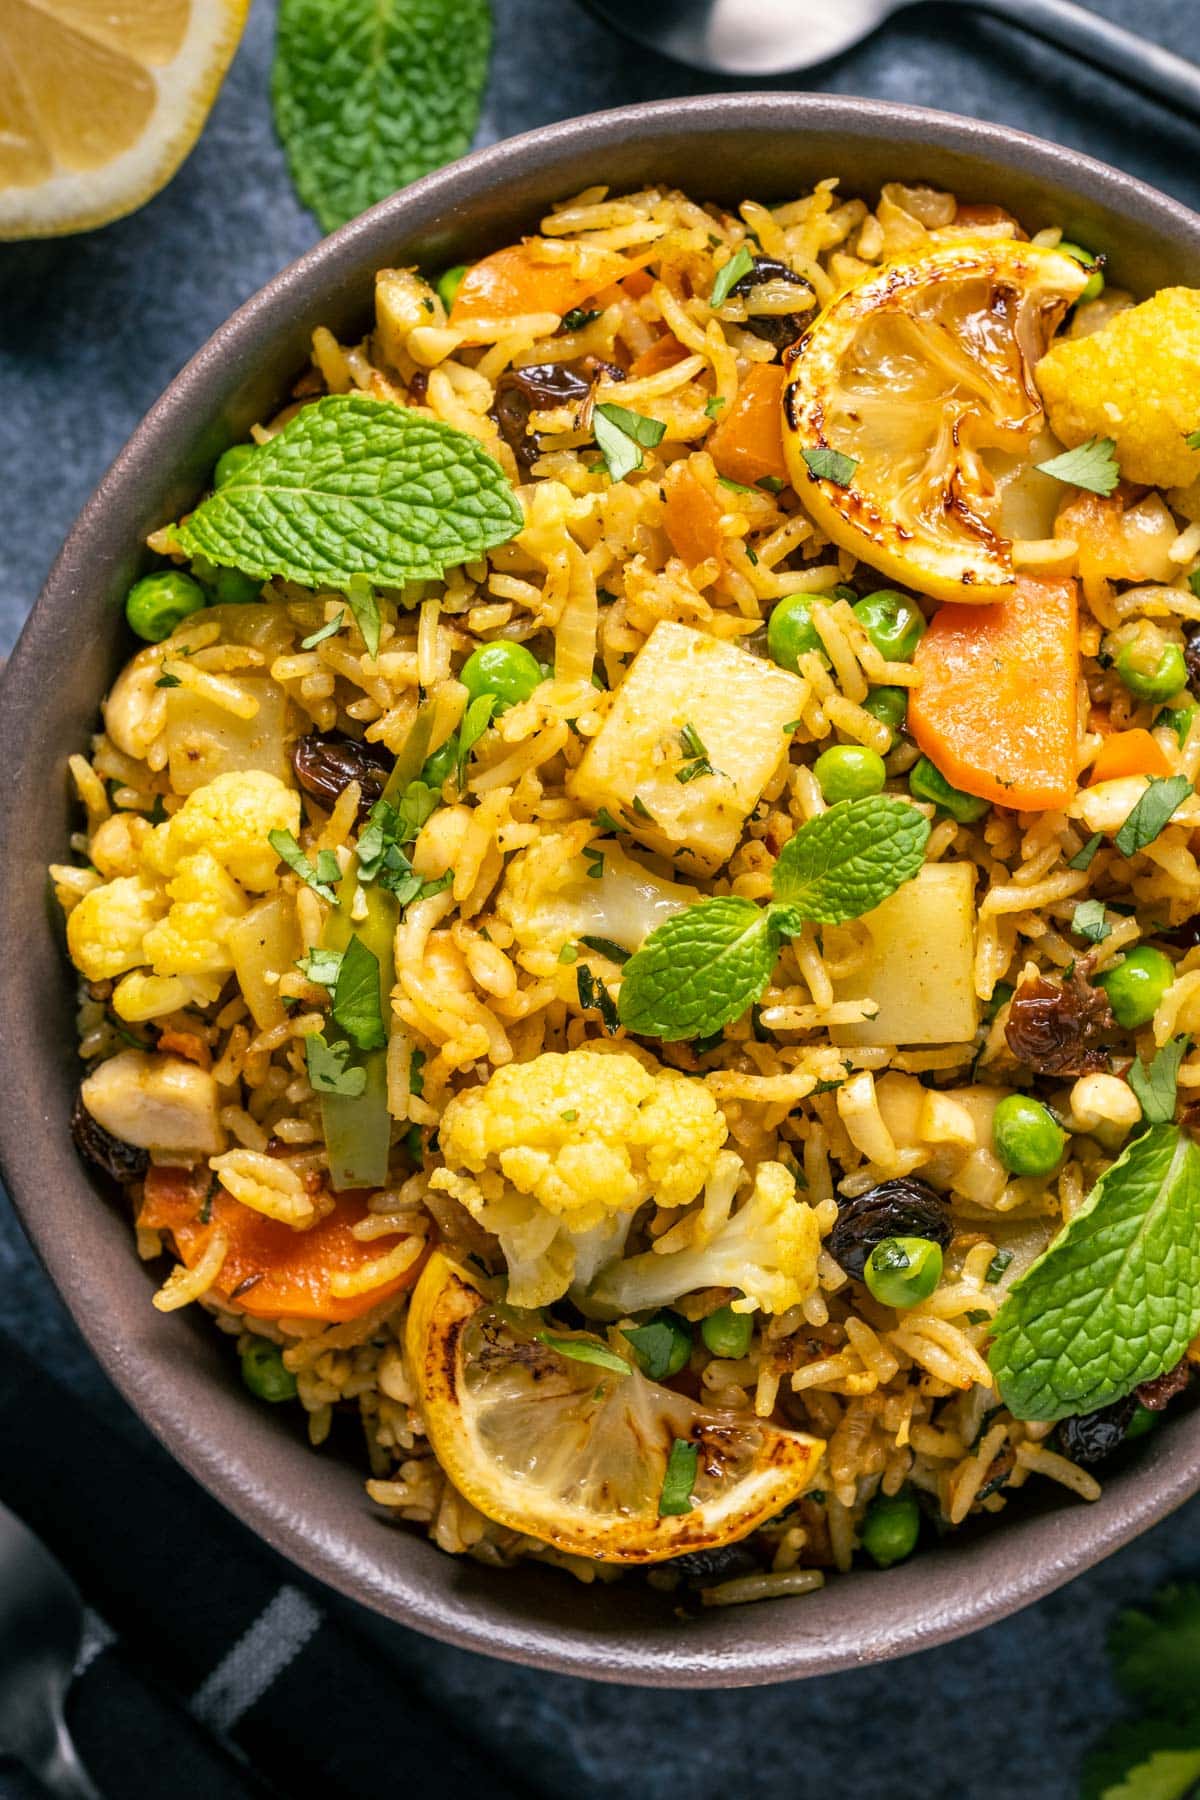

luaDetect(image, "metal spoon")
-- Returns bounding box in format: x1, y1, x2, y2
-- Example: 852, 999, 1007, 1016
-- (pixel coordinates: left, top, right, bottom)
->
0, 1501, 99, 1798
582, 0, 1200, 117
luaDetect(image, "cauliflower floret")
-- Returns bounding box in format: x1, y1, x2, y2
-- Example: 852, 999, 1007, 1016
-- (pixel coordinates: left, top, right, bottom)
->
80, 1049, 224, 1155
142, 851, 249, 977
1036, 288, 1200, 489
590, 1161, 821, 1318
432, 1049, 727, 1307
496, 828, 699, 975
147, 769, 300, 892
66, 875, 166, 981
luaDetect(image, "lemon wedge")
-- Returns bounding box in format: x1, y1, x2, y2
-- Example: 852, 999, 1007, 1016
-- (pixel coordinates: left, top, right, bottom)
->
0, 0, 249, 238
406, 1250, 825, 1564
782, 239, 1089, 603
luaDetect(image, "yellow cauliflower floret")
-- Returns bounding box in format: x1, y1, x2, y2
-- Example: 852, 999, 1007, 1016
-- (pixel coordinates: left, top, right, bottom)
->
439, 1049, 726, 1227
142, 852, 249, 977
1036, 288, 1200, 489
433, 1049, 728, 1307
147, 770, 300, 892
66, 876, 166, 981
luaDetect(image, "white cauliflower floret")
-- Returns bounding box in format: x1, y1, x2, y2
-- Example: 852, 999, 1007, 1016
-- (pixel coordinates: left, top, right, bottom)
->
590, 1161, 821, 1317
142, 851, 249, 977
66, 875, 166, 981
496, 828, 699, 974
431, 1048, 727, 1307
146, 769, 300, 891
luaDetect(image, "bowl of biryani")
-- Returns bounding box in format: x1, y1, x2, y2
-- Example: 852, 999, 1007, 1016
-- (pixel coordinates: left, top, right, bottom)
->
4, 93, 1200, 1685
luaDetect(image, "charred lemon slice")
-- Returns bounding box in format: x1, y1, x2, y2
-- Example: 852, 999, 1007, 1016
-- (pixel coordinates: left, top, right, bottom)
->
406, 1251, 825, 1564
782, 239, 1089, 603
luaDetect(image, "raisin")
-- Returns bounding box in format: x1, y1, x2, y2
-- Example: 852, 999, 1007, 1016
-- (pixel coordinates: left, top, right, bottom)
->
291, 732, 392, 823
669, 1542, 760, 1585
1005, 962, 1114, 1077
1162, 913, 1200, 951
728, 256, 813, 352
71, 1091, 148, 1184
1056, 1396, 1136, 1465
1184, 622, 1200, 696
1136, 1358, 1193, 1410
492, 363, 592, 471
826, 1178, 953, 1281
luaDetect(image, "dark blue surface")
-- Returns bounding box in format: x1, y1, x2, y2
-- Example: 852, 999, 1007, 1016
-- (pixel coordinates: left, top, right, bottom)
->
3, 2, 1200, 1793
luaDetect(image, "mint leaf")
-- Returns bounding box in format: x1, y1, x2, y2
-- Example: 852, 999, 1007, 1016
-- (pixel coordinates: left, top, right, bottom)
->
305, 1032, 367, 1096
1036, 436, 1121, 496
1129, 1037, 1188, 1126
272, 0, 492, 234
771, 797, 931, 924
1069, 832, 1104, 871
1186, 430, 1200, 452
269, 828, 339, 902
536, 1331, 630, 1376
176, 396, 521, 590
346, 576, 380, 659
618, 897, 779, 1041
988, 1124, 1200, 1420
801, 446, 857, 487
1115, 777, 1193, 856
455, 693, 495, 780
622, 1319, 684, 1379
1083, 1722, 1200, 1800
659, 1438, 699, 1515
1073, 898, 1112, 943
331, 934, 387, 1051
300, 609, 345, 649
709, 245, 755, 308
578, 935, 630, 965
1110, 1585, 1200, 1718
593, 403, 666, 482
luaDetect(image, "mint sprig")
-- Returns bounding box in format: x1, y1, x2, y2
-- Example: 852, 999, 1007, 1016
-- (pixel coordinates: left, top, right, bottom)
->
618, 796, 929, 1041
177, 397, 522, 590
988, 1123, 1200, 1421
272, 0, 493, 234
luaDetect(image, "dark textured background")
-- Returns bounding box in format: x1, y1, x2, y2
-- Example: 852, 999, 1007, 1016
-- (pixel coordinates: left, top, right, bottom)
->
3, 2, 1200, 1794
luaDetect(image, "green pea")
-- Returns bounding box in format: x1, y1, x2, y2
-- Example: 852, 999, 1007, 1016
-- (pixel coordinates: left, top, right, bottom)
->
460, 640, 544, 712
208, 567, 263, 605
814, 744, 887, 802
213, 443, 257, 488
625, 1311, 692, 1380
991, 1093, 1067, 1177
908, 756, 989, 823
1058, 241, 1105, 304
240, 1339, 297, 1403
1156, 703, 1196, 750
1125, 1402, 1159, 1442
437, 264, 468, 311
861, 685, 908, 745
829, 584, 858, 604
1114, 639, 1188, 705
422, 739, 457, 787
125, 571, 207, 643
864, 1236, 943, 1309
861, 1490, 921, 1569
767, 594, 828, 673
700, 1304, 754, 1359
983, 979, 1015, 1023
1096, 944, 1175, 1029
853, 589, 925, 662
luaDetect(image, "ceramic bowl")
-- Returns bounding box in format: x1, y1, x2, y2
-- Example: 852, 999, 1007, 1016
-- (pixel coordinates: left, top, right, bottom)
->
3, 93, 1200, 1686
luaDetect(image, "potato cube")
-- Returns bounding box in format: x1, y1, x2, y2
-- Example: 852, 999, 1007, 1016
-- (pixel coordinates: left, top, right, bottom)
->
830, 861, 978, 1046
569, 621, 804, 875
165, 676, 291, 795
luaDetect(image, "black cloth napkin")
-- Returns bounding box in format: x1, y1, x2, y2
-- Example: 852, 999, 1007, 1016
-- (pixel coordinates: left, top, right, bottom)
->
0, 1331, 530, 1800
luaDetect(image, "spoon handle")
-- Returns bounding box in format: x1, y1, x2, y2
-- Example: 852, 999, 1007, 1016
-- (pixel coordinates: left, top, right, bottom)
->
969, 0, 1200, 119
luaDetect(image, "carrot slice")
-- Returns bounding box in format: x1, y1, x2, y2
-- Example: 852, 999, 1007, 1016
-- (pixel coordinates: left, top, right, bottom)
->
629, 333, 690, 380
449, 244, 603, 334
139, 1167, 427, 1323
706, 365, 788, 487
663, 463, 725, 568
908, 576, 1080, 811
1088, 728, 1172, 784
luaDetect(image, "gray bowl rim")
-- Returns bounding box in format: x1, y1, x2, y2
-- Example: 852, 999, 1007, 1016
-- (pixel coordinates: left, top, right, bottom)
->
4, 90, 1200, 1688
